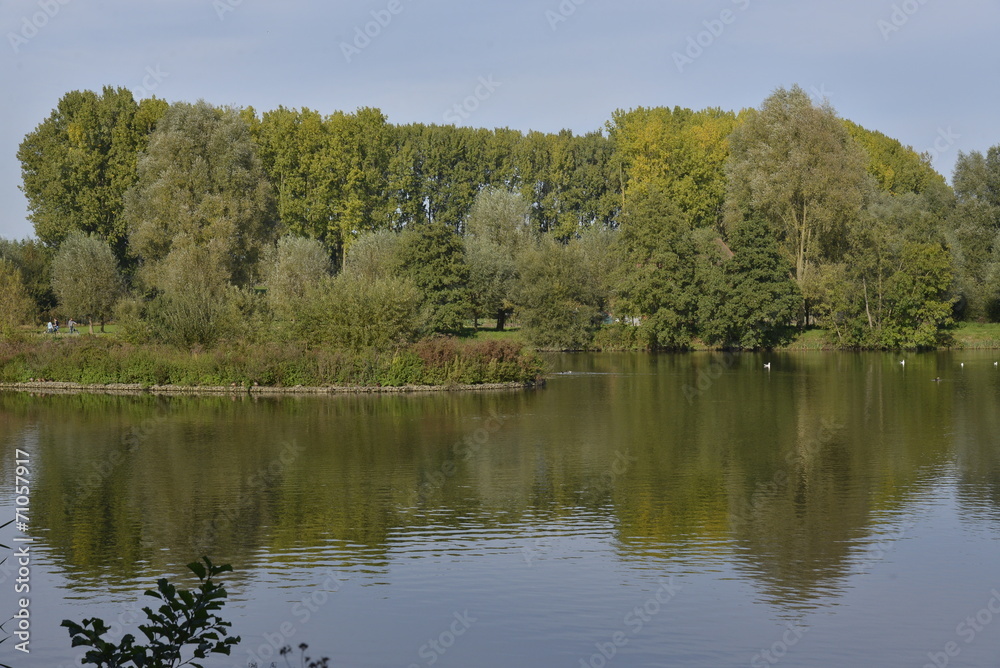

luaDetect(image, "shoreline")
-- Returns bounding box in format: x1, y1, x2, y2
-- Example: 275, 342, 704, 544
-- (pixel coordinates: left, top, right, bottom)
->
0, 380, 542, 397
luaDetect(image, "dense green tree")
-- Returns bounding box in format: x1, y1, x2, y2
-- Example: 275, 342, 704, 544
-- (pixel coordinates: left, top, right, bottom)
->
953, 147, 1000, 208
726, 86, 872, 287
0, 238, 55, 321
253, 107, 340, 253
343, 230, 404, 282
843, 120, 947, 196
263, 235, 332, 324
398, 223, 470, 334
947, 147, 1000, 320
609, 106, 738, 228
17, 87, 167, 262
698, 216, 802, 349
124, 101, 277, 287
146, 244, 243, 348
0, 259, 33, 339
613, 187, 699, 350
464, 187, 534, 329
51, 231, 122, 333
515, 237, 605, 350
292, 274, 421, 350
819, 196, 954, 348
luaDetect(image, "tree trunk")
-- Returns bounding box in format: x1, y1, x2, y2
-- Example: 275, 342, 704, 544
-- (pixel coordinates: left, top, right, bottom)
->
88, 318, 95, 335
863, 278, 874, 329
496, 309, 507, 332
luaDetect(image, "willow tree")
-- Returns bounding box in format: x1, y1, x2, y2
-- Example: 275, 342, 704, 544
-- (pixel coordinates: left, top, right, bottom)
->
725, 85, 871, 288
124, 101, 277, 288
464, 187, 534, 330
51, 231, 122, 333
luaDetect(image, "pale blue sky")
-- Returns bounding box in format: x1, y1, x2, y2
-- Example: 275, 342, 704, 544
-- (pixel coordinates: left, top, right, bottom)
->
2, 0, 998, 239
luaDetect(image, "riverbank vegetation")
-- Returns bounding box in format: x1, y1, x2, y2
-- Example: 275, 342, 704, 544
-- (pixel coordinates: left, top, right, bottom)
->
3, 84, 1000, 370
0, 336, 543, 388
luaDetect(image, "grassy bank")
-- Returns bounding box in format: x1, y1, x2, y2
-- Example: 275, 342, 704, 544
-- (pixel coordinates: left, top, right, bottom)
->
0, 337, 544, 389
947, 322, 1000, 349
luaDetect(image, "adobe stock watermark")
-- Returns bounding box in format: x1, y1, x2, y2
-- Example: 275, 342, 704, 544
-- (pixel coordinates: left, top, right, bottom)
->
212, 0, 244, 21
406, 610, 477, 668
853, 518, 916, 573
923, 126, 960, 162
577, 578, 683, 668
807, 84, 833, 105
750, 622, 809, 667
407, 410, 509, 505
442, 75, 502, 125
134, 64, 169, 100
730, 417, 845, 530
683, 352, 738, 404
244, 568, 344, 668
545, 0, 586, 32
922, 588, 1000, 668
190, 440, 305, 550
340, 0, 415, 63
7, 0, 73, 55
877, 0, 932, 41
673, 0, 753, 73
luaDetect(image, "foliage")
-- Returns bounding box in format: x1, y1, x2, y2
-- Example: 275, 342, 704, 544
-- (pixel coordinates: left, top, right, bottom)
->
817, 199, 955, 349
62, 557, 239, 668
124, 101, 278, 287
51, 231, 123, 333
726, 85, 872, 286
145, 244, 243, 348
0, 337, 544, 387
292, 273, 421, 350
699, 216, 803, 350
252, 106, 393, 261
17, 87, 168, 263
464, 187, 535, 329
14, 85, 974, 352
842, 119, 947, 196
263, 235, 333, 323
609, 106, 738, 228
516, 237, 606, 350
613, 187, 699, 350
342, 230, 403, 282
947, 147, 1000, 321
0, 260, 33, 340
0, 238, 55, 321
397, 222, 470, 334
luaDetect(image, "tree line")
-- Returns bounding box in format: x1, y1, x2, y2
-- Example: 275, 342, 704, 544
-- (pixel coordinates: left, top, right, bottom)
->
3, 84, 998, 350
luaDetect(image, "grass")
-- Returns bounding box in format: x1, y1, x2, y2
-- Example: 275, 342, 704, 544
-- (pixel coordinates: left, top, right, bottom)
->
0, 336, 545, 388
465, 327, 524, 342
946, 322, 1000, 349
779, 328, 835, 351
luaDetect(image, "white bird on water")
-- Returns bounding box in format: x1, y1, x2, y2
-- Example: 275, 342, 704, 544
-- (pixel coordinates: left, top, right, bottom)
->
764, 362, 771, 370
900, 360, 905, 367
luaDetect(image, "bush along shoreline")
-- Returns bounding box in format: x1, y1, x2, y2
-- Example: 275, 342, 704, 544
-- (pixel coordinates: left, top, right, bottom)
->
0, 336, 545, 392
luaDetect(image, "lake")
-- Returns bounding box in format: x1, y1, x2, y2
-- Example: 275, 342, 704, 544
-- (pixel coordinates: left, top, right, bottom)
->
1, 351, 999, 667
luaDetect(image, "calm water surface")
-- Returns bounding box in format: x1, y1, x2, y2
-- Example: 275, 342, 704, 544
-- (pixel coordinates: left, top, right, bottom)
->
1, 352, 999, 667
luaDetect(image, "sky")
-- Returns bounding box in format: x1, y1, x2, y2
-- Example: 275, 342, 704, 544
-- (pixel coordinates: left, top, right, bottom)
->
1, 0, 998, 240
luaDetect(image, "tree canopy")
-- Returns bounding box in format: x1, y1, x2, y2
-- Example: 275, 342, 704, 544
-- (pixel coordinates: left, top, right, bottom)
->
10, 85, 989, 351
